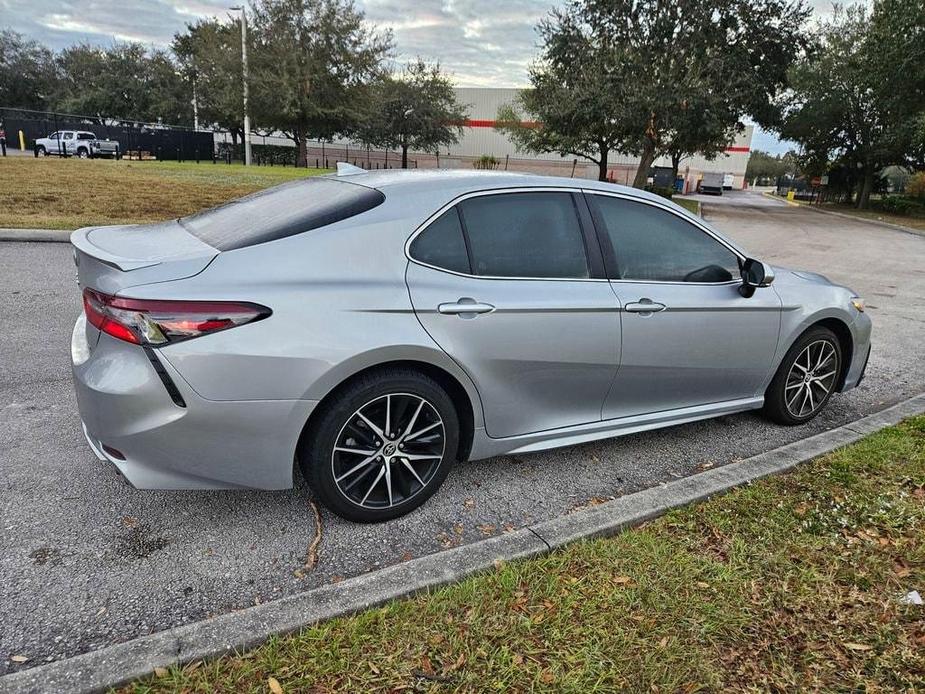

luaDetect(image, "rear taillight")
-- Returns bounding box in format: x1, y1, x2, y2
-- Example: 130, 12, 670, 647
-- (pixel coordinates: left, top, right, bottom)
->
82, 288, 271, 346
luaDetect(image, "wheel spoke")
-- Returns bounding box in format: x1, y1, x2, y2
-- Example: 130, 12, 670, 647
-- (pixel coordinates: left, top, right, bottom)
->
334, 454, 378, 482
404, 420, 441, 442
334, 446, 377, 456
401, 453, 441, 461
384, 460, 393, 506
360, 466, 386, 505
385, 395, 391, 438
402, 399, 425, 440
356, 411, 385, 439
400, 459, 426, 487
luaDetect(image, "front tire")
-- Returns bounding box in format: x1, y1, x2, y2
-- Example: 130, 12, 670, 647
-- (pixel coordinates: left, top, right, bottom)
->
299, 368, 459, 522
763, 327, 842, 425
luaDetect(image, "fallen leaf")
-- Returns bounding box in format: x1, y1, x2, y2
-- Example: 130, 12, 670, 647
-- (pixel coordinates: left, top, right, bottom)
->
696, 581, 710, 589
844, 642, 873, 651
154, 667, 169, 678
10, 655, 28, 663
540, 669, 556, 684
464, 498, 475, 508
401, 551, 413, 562
512, 653, 524, 665
121, 515, 138, 529
268, 676, 284, 694
659, 636, 669, 648
420, 655, 435, 676
613, 575, 633, 585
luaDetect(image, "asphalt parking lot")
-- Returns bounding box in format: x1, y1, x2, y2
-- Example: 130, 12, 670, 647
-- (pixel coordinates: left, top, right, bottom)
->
2, 189, 923, 674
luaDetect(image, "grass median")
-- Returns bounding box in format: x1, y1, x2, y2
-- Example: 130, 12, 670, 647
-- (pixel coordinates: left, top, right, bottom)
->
0, 157, 327, 230
126, 415, 925, 692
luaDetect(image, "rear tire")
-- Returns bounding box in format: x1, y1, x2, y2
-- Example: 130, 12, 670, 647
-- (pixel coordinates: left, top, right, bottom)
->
763, 327, 842, 425
77, 147, 89, 159
299, 368, 459, 523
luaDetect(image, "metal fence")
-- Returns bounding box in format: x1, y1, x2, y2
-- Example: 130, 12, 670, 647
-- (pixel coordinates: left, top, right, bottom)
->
0, 107, 213, 160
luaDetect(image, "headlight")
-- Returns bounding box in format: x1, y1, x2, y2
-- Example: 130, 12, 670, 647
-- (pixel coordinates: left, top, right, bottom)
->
850, 297, 865, 312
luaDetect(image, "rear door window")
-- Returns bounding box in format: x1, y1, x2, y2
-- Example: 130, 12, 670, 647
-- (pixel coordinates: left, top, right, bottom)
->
458, 192, 589, 278
409, 208, 471, 274
180, 177, 385, 251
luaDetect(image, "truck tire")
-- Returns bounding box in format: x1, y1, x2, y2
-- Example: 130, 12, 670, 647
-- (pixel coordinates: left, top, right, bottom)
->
35, 146, 46, 157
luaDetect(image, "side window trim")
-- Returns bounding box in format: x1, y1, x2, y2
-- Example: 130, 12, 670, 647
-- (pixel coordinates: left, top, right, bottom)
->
406, 187, 605, 281
583, 190, 745, 285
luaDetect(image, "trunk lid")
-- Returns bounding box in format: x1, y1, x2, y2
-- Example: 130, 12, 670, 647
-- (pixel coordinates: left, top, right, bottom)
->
71, 220, 218, 295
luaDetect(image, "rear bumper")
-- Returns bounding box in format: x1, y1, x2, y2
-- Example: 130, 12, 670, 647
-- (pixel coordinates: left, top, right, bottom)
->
71, 316, 316, 490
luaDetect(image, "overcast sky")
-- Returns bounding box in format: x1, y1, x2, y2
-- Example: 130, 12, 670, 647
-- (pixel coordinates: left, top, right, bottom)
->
3, 0, 855, 154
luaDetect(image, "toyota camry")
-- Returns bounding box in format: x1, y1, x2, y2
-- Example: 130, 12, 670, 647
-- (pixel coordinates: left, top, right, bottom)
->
70, 166, 871, 522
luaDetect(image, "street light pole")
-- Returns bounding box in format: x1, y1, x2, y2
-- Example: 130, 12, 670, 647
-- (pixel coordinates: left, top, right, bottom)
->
231, 4, 252, 166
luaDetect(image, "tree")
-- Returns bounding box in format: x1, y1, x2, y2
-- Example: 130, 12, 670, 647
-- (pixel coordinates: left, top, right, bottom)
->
499, 0, 810, 186
56, 43, 192, 124
781, 2, 925, 209
745, 150, 790, 184
357, 59, 468, 168
248, 0, 391, 167
0, 31, 58, 111
173, 19, 245, 140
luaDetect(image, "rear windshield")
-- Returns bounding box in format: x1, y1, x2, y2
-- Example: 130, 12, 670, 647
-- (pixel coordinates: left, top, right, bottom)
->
179, 177, 385, 251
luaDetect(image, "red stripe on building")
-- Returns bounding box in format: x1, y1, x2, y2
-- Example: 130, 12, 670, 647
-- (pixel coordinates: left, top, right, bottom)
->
455, 119, 540, 129
456, 119, 750, 152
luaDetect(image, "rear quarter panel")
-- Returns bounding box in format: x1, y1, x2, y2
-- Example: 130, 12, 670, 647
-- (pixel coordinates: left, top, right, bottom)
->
139, 198, 485, 427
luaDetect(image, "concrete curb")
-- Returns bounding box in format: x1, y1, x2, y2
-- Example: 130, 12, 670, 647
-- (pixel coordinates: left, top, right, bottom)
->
0, 228, 72, 243
3, 392, 924, 694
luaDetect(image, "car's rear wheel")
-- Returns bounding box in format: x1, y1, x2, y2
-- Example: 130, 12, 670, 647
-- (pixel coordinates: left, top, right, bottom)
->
299, 368, 459, 522
77, 147, 89, 158
763, 326, 842, 425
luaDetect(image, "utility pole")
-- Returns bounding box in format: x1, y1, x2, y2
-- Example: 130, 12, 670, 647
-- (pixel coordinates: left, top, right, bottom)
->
231, 4, 252, 166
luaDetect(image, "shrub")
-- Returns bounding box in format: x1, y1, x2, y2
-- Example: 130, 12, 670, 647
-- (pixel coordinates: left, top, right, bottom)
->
644, 185, 674, 199
906, 171, 925, 199
472, 155, 500, 170
869, 196, 925, 217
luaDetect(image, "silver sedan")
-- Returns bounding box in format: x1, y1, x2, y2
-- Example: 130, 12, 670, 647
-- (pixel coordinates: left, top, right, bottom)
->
70, 168, 871, 522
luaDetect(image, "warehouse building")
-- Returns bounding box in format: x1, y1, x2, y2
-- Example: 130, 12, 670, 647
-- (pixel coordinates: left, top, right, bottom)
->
439, 88, 753, 190
225, 86, 754, 189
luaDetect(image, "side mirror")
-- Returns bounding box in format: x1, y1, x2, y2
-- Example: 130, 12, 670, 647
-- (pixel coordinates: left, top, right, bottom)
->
739, 258, 775, 298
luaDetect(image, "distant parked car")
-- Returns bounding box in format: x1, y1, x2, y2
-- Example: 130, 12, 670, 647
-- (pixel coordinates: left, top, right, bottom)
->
34, 130, 120, 159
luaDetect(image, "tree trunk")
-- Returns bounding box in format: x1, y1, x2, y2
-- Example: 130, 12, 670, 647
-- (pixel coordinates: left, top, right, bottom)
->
597, 146, 609, 182
671, 152, 682, 182
291, 128, 308, 168
856, 168, 874, 209
632, 139, 657, 189
401, 143, 408, 169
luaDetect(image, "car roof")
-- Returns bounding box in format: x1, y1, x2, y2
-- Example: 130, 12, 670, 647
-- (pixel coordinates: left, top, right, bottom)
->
337, 168, 671, 206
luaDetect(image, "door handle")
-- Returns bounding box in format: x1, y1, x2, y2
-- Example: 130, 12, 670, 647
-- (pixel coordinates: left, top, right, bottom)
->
624, 298, 667, 314
438, 298, 495, 316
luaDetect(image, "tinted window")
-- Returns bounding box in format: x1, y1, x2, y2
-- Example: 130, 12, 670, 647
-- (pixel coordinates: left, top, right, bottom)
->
78, 133, 95, 140
409, 208, 470, 274
458, 192, 589, 278
180, 177, 385, 251
590, 196, 740, 282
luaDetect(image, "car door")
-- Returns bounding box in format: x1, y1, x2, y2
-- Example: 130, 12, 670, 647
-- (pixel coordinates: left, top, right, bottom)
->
61, 131, 75, 155
46, 132, 60, 155
405, 189, 621, 438
585, 192, 782, 420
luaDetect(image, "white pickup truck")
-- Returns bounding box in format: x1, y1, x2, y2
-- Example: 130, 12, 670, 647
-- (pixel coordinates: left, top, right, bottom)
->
34, 130, 120, 159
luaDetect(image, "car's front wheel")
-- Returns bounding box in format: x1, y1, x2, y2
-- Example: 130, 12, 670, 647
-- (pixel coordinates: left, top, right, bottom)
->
763, 326, 842, 425
300, 368, 459, 522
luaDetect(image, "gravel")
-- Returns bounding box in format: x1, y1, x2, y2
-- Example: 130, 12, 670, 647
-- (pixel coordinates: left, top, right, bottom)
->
1, 190, 923, 674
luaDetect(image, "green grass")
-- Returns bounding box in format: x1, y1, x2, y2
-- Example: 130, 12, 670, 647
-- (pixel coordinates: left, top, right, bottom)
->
674, 197, 701, 215
0, 157, 328, 230
125, 416, 925, 693
818, 203, 925, 234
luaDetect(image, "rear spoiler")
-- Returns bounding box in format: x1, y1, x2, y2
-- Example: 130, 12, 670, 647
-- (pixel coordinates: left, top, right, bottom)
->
71, 227, 161, 272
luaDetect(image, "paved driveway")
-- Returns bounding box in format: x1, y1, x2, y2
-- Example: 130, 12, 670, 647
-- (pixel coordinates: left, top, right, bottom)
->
2, 195, 923, 673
